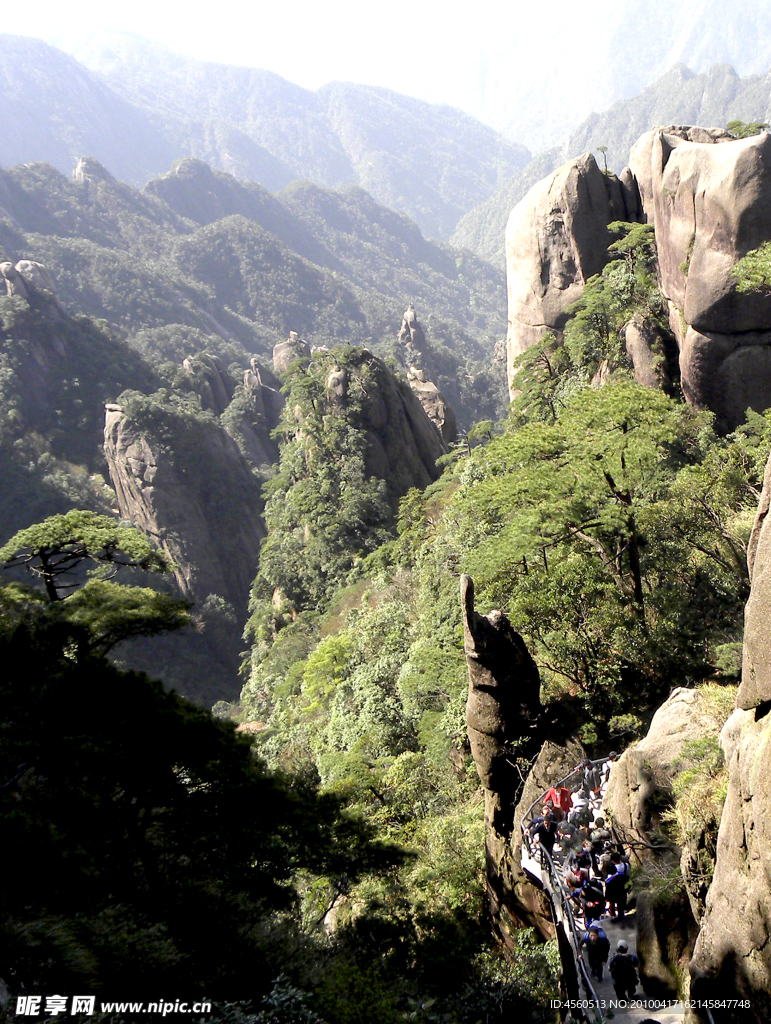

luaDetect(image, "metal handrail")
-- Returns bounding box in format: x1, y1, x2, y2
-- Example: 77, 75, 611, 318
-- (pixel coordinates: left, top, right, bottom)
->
521, 757, 609, 1023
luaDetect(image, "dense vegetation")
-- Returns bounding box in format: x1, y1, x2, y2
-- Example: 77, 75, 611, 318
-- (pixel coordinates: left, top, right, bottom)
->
1, 97, 767, 1016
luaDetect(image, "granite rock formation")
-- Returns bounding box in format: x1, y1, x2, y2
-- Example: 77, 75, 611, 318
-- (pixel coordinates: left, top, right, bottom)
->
398, 305, 428, 363
272, 332, 310, 374
1, 258, 63, 313
406, 366, 458, 445
319, 349, 447, 501
462, 574, 552, 947
628, 127, 771, 430
506, 126, 771, 427
605, 687, 721, 997
505, 153, 638, 392
689, 450, 771, 1022
104, 402, 265, 615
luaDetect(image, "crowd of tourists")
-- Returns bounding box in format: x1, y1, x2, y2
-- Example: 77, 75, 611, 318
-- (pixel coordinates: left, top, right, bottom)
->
526, 754, 640, 999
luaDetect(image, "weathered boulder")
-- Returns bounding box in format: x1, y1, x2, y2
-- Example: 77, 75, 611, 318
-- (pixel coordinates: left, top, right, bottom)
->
406, 365, 457, 444
505, 153, 630, 393
628, 127, 771, 430
1, 258, 64, 314
605, 688, 716, 845
690, 448, 771, 1021
272, 332, 310, 374
104, 402, 266, 615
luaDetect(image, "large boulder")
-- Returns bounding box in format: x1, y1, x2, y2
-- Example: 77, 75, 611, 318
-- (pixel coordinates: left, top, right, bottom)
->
690, 449, 771, 1021
505, 153, 630, 393
628, 127, 771, 430
272, 332, 310, 374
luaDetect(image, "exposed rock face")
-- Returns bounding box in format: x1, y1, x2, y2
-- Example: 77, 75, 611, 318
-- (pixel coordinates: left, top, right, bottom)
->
690, 450, 771, 1021
462, 574, 551, 947
628, 127, 771, 430
1, 258, 63, 313
398, 304, 427, 362
406, 366, 457, 444
104, 403, 265, 615
319, 349, 447, 500
180, 352, 283, 467
505, 153, 638, 393
183, 353, 234, 414
272, 332, 310, 374
624, 316, 672, 390
72, 156, 115, 185
605, 687, 721, 997
605, 688, 716, 846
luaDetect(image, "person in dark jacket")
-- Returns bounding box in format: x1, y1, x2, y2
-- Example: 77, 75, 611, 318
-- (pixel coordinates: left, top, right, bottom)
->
609, 940, 638, 999
582, 925, 610, 981
528, 806, 559, 859
589, 817, 612, 873
578, 758, 600, 799
605, 852, 630, 920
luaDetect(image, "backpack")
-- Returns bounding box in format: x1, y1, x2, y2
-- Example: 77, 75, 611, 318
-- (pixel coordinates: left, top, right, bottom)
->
610, 953, 638, 981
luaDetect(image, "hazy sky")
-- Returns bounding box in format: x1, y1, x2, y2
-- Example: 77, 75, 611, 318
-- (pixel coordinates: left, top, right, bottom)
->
4, 0, 771, 148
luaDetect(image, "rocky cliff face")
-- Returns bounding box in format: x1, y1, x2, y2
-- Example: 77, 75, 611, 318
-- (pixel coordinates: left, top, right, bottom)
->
506, 126, 771, 429
461, 574, 564, 947
605, 687, 724, 997
628, 127, 771, 431
505, 153, 639, 392
689, 451, 771, 1021
104, 402, 266, 615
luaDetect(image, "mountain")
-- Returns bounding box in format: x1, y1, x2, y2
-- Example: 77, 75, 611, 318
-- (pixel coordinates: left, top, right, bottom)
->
454, 61, 771, 268
0, 33, 530, 240
0, 155, 506, 426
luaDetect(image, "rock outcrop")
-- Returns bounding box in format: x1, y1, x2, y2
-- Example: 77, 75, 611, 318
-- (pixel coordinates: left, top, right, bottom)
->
406, 366, 457, 444
398, 304, 427, 363
689, 450, 771, 1021
180, 352, 284, 467
319, 349, 447, 500
1, 258, 63, 313
605, 687, 723, 997
505, 153, 638, 392
104, 402, 266, 615
462, 574, 553, 947
272, 332, 310, 374
628, 127, 771, 430
506, 125, 771, 428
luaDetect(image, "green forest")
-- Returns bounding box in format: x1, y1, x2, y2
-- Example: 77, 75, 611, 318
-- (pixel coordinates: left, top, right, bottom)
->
1, 139, 769, 1019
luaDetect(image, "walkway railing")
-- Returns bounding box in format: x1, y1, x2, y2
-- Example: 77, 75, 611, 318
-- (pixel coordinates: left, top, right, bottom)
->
520, 759, 608, 1024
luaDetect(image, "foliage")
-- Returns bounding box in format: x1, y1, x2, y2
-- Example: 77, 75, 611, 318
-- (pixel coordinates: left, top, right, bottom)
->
726, 119, 770, 138
732, 240, 771, 292
448, 383, 764, 718
249, 351, 393, 618
0, 591, 402, 1004
510, 222, 668, 425
0, 509, 170, 600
